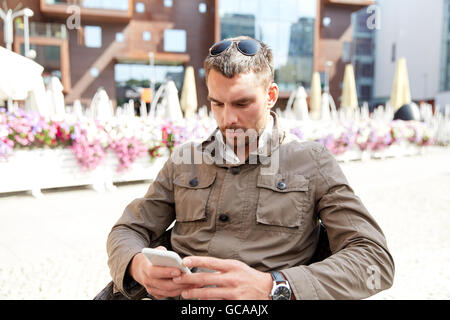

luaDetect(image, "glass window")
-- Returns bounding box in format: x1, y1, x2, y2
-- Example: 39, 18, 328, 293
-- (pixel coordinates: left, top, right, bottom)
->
115, 63, 185, 106
45, 46, 60, 61
164, 0, 173, 7
342, 42, 351, 63
219, 0, 316, 91
361, 63, 374, 78
445, 40, 450, 91
199, 3, 207, 13
391, 43, 396, 62
84, 25, 102, 48
116, 32, 125, 42
198, 68, 205, 78
221, 13, 256, 39
90, 67, 99, 78
259, 21, 280, 54
447, 0, 450, 33
135, 2, 145, 13
143, 31, 152, 41
220, 0, 258, 16
82, 0, 129, 11
259, 1, 280, 21
21, 43, 62, 85
359, 85, 371, 100
280, 0, 306, 23
442, 0, 450, 91
164, 29, 187, 52
322, 17, 331, 27
354, 9, 371, 33
354, 38, 372, 55
355, 61, 374, 78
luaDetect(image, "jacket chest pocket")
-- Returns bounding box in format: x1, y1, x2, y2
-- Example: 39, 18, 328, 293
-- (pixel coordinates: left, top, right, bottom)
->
173, 172, 216, 222
256, 174, 309, 232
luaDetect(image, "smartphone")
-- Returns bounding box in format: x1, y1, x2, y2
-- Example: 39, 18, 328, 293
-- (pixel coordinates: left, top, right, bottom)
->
141, 248, 191, 274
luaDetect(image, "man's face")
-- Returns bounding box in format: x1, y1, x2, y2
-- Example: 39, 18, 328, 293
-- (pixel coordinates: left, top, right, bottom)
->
206, 69, 278, 148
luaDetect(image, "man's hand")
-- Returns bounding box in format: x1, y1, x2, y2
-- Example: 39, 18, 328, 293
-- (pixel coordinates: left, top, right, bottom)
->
173, 256, 273, 300
128, 246, 198, 299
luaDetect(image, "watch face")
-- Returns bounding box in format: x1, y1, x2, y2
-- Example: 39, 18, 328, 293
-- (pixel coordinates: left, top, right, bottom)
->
273, 285, 291, 300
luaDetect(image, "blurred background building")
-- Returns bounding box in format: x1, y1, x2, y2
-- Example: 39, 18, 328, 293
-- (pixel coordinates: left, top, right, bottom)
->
3, 0, 449, 112
0, 0, 217, 109
351, 7, 375, 106
372, 0, 450, 109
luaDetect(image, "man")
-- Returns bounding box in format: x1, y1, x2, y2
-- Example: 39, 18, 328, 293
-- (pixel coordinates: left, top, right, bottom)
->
107, 36, 394, 300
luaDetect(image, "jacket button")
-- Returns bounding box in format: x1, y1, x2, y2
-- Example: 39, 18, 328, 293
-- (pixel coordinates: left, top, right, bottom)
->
277, 181, 287, 190
230, 167, 240, 175
219, 213, 229, 222
189, 178, 198, 187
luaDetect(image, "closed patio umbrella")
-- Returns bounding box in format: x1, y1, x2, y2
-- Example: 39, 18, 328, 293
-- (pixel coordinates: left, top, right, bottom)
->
390, 58, 420, 121
292, 86, 310, 121
90, 87, 113, 121
180, 66, 198, 119
46, 76, 66, 118
341, 64, 358, 113
165, 81, 184, 121
310, 71, 322, 120
390, 57, 412, 111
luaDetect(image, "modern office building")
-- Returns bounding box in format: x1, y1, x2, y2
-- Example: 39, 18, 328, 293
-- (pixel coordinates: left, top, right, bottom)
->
433, 0, 450, 107
1, 0, 374, 110
372, 0, 450, 107
351, 7, 375, 106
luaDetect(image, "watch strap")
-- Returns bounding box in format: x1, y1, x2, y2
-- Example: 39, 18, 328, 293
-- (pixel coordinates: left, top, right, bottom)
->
269, 271, 292, 300
270, 271, 287, 283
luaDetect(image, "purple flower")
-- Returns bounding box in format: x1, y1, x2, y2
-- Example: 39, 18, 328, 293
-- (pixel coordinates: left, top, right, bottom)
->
291, 127, 304, 140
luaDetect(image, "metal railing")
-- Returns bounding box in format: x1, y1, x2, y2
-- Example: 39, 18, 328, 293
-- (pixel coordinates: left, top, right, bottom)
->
45, 0, 129, 11
15, 22, 68, 40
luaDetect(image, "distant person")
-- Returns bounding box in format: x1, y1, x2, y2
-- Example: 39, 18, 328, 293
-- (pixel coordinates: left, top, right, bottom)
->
106, 36, 394, 300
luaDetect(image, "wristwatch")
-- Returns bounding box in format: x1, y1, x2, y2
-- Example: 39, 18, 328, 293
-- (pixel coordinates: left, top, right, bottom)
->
269, 271, 292, 300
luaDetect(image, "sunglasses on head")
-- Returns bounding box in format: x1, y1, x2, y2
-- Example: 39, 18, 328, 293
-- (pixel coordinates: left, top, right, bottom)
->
209, 39, 261, 57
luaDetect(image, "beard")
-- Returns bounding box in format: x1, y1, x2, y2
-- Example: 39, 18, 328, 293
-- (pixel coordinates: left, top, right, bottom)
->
221, 127, 260, 153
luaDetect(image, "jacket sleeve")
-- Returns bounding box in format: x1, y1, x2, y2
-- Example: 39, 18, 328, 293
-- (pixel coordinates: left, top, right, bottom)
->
106, 157, 176, 298
282, 144, 395, 299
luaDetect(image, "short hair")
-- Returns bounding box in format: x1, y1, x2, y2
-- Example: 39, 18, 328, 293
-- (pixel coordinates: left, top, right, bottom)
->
204, 36, 274, 88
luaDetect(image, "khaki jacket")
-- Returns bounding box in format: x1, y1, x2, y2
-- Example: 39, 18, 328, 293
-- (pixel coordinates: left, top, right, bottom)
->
107, 113, 394, 300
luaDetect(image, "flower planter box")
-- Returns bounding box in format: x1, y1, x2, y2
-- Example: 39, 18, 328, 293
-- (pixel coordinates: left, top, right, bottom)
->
0, 148, 168, 197
0, 143, 431, 197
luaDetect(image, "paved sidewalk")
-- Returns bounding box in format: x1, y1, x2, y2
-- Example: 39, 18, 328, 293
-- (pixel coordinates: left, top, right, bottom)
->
0, 146, 449, 300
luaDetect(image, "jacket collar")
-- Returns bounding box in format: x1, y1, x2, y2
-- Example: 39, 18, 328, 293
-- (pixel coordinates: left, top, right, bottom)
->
197, 111, 285, 168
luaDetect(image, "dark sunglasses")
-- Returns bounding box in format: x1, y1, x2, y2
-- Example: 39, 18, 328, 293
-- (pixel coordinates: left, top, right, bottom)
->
209, 39, 261, 57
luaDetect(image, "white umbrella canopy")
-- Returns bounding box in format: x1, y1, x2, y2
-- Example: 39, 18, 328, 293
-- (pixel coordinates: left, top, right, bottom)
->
341, 64, 359, 112
72, 99, 84, 118
390, 57, 412, 111
139, 100, 147, 117
292, 86, 310, 121
180, 66, 198, 118
320, 92, 331, 121
309, 71, 322, 120
0, 45, 43, 100
46, 76, 66, 118
90, 87, 113, 121
163, 81, 184, 121
0, 45, 49, 115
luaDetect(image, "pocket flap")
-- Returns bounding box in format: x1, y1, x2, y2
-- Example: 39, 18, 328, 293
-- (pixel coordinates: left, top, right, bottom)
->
174, 171, 216, 189
257, 174, 308, 192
